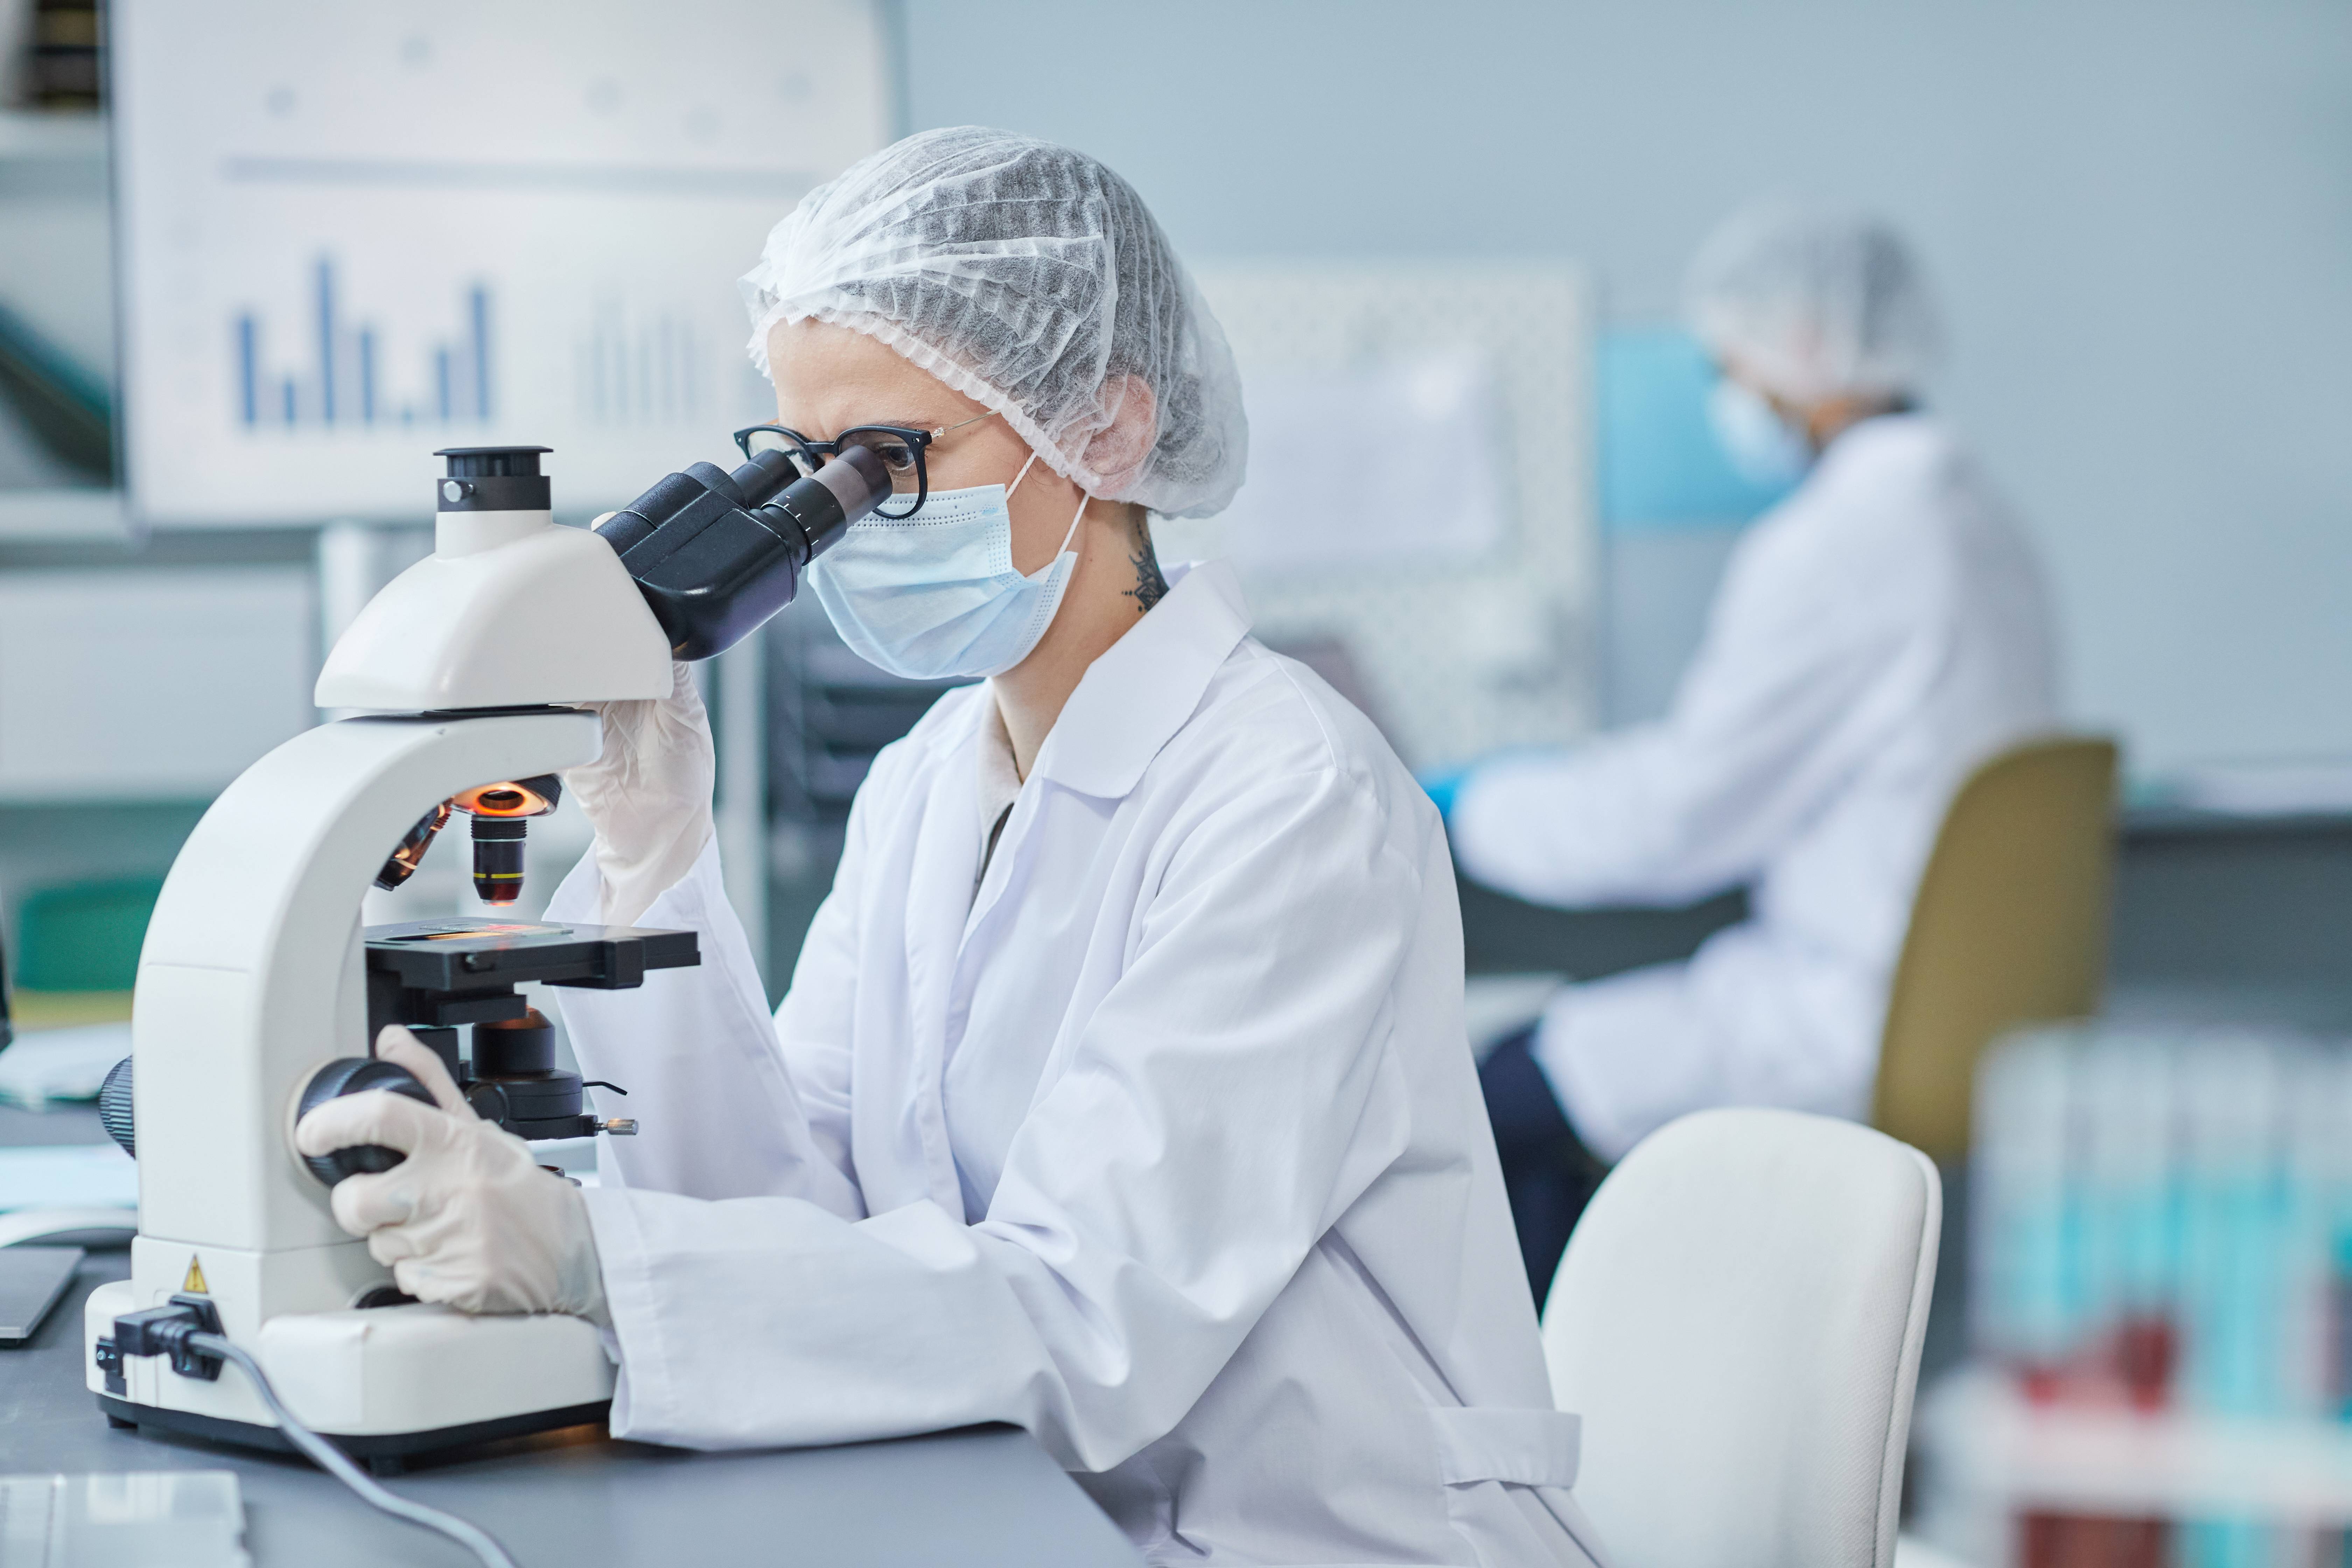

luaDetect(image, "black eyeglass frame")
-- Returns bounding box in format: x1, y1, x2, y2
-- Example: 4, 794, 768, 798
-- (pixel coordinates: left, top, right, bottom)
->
731, 411, 997, 520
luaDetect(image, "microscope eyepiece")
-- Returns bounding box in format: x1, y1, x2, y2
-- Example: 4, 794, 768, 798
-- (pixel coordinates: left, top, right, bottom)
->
432, 445, 553, 513
433, 445, 551, 478
598, 443, 892, 660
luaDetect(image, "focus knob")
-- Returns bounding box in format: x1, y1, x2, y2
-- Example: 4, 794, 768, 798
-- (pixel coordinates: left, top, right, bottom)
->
99, 1055, 135, 1156
295, 1058, 436, 1186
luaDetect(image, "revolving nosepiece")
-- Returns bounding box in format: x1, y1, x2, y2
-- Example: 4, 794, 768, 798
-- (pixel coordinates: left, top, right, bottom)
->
451, 774, 562, 905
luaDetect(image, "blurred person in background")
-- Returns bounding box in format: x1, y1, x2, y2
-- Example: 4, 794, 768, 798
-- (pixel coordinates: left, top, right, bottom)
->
1449, 201, 2058, 1297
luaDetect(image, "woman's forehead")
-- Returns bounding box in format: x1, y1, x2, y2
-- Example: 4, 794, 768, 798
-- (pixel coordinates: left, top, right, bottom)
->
767, 318, 985, 427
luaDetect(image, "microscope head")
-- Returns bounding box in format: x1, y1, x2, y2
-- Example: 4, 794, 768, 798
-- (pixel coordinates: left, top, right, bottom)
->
316, 440, 889, 906
316, 439, 894, 710
314, 446, 673, 714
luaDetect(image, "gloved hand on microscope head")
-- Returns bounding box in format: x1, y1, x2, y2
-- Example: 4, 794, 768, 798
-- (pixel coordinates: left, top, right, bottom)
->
294, 1026, 609, 1321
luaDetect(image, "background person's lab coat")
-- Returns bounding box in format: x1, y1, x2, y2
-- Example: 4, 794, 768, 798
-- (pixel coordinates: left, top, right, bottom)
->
1451, 414, 2057, 1161
549, 562, 1607, 1568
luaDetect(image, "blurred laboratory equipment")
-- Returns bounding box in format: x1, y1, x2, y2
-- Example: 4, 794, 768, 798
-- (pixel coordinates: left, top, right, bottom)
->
1914, 1025, 2352, 1568
0, 0, 117, 539
2, 0, 102, 110
761, 591, 964, 977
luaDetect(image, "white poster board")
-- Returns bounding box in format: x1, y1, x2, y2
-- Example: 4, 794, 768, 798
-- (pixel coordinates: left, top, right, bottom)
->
111, 0, 891, 526
1212, 352, 1510, 574
1165, 265, 1595, 771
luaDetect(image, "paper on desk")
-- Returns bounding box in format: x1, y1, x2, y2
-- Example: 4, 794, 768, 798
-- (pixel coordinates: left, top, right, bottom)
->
0, 1144, 136, 1211
0, 1021, 132, 1109
0, 1471, 250, 1567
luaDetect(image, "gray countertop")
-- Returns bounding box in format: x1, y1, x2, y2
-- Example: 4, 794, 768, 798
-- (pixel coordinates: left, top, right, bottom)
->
2, 1251, 1140, 1568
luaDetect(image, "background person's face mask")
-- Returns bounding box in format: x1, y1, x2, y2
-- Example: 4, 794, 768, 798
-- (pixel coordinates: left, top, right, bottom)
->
808, 450, 1088, 681
1707, 377, 1814, 489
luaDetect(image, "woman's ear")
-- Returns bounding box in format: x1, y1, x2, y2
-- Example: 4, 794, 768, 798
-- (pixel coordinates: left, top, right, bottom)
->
1082, 375, 1158, 494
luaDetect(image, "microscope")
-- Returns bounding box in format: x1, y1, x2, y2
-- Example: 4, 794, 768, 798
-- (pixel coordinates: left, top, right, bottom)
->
83, 439, 889, 1464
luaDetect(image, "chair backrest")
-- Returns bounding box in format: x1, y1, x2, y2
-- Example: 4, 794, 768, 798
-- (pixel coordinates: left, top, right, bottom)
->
1541, 1109, 1939, 1568
1874, 735, 2119, 1162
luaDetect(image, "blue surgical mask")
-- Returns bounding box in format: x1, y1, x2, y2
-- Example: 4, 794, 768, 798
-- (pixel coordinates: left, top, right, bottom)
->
1707, 377, 1814, 489
807, 451, 1087, 681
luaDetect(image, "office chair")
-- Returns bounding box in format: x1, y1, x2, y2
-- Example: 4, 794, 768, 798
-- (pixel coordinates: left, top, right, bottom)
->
1541, 1108, 1940, 1568
1873, 735, 2119, 1163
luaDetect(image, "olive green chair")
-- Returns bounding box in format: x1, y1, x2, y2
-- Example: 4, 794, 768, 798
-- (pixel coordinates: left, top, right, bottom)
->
1870, 736, 2120, 1162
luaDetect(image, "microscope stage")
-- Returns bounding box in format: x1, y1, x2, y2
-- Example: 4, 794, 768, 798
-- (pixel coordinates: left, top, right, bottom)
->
364, 918, 698, 993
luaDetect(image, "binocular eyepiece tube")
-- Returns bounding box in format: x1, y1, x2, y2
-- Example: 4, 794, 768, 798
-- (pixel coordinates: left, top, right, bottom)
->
597, 443, 893, 661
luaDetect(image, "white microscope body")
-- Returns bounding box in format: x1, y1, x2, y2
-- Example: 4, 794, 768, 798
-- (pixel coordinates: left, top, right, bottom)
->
83, 450, 677, 1456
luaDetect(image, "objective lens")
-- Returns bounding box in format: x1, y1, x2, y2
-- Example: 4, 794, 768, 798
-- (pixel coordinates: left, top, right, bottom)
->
451, 774, 562, 905
469, 815, 528, 905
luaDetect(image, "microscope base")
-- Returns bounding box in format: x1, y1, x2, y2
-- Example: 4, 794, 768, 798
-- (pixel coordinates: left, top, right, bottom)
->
85, 1279, 618, 1460
95, 1391, 612, 1465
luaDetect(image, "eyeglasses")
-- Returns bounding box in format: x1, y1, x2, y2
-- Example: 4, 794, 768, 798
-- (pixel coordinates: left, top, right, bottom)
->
732, 411, 997, 519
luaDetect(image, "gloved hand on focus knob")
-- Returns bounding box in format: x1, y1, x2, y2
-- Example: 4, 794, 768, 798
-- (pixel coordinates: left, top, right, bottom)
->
294, 1027, 607, 1321
566, 659, 715, 929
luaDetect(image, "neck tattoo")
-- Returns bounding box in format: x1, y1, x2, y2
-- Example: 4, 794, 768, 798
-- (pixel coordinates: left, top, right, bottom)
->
1125, 510, 1169, 614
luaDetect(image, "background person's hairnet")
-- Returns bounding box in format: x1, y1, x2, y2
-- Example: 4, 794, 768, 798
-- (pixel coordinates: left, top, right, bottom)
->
1685, 200, 1942, 405
741, 126, 1247, 519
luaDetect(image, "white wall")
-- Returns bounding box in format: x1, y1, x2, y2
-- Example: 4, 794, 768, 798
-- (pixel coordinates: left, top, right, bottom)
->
898, 0, 2352, 771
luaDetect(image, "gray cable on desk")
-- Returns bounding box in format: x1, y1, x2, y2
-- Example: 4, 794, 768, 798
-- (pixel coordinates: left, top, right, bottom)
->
186, 1331, 519, 1568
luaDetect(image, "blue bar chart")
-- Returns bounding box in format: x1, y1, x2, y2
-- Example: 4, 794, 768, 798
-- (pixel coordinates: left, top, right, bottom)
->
232, 258, 494, 431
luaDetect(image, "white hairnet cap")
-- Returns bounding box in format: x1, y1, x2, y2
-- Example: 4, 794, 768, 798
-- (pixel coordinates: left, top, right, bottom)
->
741, 126, 1247, 519
1685, 201, 1941, 404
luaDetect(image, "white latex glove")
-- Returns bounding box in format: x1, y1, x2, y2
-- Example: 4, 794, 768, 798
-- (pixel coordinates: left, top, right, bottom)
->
565, 660, 715, 929
294, 1027, 607, 1321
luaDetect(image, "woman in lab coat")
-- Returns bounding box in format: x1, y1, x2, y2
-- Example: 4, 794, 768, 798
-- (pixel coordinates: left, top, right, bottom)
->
298, 128, 1607, 1568
1451, 202, 2058, 1296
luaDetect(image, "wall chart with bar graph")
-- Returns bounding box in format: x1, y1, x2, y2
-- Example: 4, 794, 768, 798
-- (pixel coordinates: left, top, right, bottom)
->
234, 261, 494, 433
111, 0, 890, 526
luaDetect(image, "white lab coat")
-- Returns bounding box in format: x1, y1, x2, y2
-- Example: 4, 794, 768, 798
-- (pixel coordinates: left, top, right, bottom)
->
549, 560, 1608, 1568
1451, 414, 2057, 1161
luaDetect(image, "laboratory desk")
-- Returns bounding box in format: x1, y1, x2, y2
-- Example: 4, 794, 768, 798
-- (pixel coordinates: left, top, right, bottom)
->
2104, 806, 2352, 1028
1460, 807, 2352, 1028
1458, 879, 1748, 981
0, 1252, 1142, 1568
